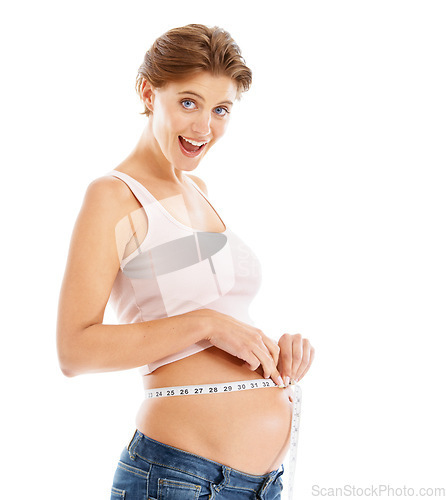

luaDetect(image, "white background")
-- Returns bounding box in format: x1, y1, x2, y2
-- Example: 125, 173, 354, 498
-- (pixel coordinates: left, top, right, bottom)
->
1, 1, 445, 498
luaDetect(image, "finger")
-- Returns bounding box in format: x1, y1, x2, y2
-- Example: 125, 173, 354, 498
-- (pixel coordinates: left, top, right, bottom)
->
276, 353, 283, 376
252, 343, 284, 387
242, 351, 261, 372
293, 339, 312, 381
253, 344, 276, 378
239, 331, 271, 371
296, 345, 315, 381
276, 352, 289, 388
277, 334, 293, 383
261, 335, 281, 367
242, 336, 273, 372
271, 366, 285, 387
290, 334, 304, 381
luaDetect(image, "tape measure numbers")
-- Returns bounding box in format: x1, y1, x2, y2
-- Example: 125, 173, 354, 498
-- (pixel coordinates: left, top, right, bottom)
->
144, 377, 302, 499
146, 377, 282, 398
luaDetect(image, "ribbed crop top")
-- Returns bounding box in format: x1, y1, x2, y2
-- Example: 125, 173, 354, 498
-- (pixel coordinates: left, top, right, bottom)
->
105, 170, 263, 375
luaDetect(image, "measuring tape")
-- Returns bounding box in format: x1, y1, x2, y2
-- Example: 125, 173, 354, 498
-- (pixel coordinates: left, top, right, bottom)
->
145, 378, 302, 499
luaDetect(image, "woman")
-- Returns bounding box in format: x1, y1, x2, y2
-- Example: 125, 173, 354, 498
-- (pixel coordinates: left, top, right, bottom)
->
57, 24, 315, 499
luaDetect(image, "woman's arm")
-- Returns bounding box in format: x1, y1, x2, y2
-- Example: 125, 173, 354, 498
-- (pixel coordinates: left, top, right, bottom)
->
57, 175, 283, 384
56, 176, 208, 377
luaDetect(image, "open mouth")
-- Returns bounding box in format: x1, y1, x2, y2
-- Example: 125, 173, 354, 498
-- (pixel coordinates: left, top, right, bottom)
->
178, 136, 208, 157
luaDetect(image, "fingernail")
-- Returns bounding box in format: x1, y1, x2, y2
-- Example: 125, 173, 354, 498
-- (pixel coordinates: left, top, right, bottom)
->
277, 375, 285, 387
284, 376, 290, 386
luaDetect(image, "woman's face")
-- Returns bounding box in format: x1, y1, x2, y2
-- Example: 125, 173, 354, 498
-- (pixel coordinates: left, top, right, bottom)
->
145, 71, 238, 170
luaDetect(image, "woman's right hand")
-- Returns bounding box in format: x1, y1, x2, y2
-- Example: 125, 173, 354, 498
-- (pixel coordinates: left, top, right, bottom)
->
196, 309, 285, 387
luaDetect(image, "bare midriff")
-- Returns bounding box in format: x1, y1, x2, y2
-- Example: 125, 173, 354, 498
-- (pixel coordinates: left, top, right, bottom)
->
136, 346, 293, 475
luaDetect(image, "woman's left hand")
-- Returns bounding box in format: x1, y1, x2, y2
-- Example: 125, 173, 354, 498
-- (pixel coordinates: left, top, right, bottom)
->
277, 333, 315, 400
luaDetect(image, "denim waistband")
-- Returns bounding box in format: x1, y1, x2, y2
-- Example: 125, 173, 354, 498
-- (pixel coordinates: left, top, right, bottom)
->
127, 429, 284, 495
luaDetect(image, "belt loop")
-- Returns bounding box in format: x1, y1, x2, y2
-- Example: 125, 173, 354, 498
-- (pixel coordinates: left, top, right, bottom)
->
258, 478, 270, 499
211, 465, 231, 494
127, 429, 140, 460
258, 466, 282, 499
275, 463, 285, 480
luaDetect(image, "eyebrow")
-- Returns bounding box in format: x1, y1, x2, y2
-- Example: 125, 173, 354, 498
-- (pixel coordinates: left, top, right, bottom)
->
177, 91, 234, 107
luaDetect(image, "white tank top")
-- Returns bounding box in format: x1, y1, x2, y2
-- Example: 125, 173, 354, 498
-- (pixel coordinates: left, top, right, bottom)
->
105, 170, 263, 375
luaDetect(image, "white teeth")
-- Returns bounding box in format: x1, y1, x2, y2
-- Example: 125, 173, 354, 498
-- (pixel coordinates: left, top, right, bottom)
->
181, 136, 208, 147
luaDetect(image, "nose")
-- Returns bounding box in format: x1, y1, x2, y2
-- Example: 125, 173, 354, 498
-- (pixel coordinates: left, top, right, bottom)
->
191, 110, 212, 137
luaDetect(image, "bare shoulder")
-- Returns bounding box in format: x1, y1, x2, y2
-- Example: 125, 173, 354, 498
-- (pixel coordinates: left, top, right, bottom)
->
83, 173, 141, 219
186, 174, 208, 196
86, 173, 135, 204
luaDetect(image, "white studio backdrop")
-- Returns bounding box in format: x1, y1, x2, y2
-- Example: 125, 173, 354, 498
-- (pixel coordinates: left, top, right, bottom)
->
1, 1, 445, 498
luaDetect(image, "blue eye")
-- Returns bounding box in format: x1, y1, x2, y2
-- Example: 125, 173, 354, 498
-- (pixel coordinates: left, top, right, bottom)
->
181, 99, 196, 109
215, 107, 229, 116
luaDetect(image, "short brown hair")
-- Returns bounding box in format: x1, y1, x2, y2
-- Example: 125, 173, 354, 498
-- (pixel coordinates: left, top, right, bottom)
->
135, 24, 252, 117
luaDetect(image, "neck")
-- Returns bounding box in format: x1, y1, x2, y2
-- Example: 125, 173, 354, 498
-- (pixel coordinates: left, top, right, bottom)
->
127, 120, 185, 185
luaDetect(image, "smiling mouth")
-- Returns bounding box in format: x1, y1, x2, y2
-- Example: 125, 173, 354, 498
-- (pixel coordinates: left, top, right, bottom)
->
178, 136, 208, 156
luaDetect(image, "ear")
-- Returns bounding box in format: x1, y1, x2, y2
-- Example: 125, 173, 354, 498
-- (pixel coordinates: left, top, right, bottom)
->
141, 79, 156, 113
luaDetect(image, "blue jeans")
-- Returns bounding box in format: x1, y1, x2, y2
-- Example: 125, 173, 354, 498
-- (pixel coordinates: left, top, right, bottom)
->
111, 430, 284, 499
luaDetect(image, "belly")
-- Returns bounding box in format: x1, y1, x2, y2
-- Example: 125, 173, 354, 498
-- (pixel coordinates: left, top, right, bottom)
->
136, 346, 293, 475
